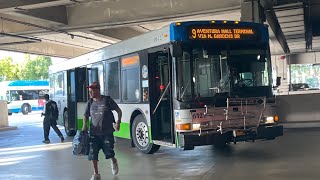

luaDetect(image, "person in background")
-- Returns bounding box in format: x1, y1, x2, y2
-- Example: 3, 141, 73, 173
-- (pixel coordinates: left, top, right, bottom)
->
41, 94, 64, 144
82, 82, 122, 180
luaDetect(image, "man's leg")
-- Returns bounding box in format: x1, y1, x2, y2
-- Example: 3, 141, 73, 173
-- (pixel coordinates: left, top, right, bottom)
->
43, 118, 50, 143
51, 124, 64, 142
102, 134, 118, 175
92, 160, 99, 174
88, 136, 101, 177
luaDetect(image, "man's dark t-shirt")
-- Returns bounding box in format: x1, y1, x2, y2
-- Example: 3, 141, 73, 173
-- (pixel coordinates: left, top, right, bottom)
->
84, 96, 119, 135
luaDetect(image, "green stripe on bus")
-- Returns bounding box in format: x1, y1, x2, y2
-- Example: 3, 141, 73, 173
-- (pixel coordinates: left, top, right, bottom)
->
76, 119, 131, 139
76, 119, 154, 143
113, 123, 131, 139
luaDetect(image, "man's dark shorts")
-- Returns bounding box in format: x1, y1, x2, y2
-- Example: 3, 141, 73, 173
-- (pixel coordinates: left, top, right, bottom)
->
88, 134, 115, 161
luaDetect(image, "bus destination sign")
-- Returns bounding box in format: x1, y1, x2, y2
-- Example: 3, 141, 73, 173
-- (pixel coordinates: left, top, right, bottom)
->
189, 26, 257, 40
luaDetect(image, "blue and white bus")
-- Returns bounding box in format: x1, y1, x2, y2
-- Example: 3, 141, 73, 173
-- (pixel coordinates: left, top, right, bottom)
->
49, 21, 283, 153
0, 80, 49, 115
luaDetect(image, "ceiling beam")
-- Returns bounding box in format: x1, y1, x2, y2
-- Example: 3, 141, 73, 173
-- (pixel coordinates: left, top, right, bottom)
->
0, 41, 89, 58
0, 0, 74, 13
261, 0, 290, 54
66, 0, 241, 30
15, 6, 68, 24
304, 1, 312, 50
93, 27, 143, 41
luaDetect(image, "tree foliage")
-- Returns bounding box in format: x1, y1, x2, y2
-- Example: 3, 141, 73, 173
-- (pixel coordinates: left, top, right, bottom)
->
0, 55, 52, 81
21, 55, 52, 80
291, 64, 320, 88
0, 57, 22, 81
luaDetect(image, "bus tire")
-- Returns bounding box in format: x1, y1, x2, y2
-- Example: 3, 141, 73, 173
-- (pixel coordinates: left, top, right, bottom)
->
63, 111, 76, 136
8, 113, 12, 116
131, 114, 160, 154
21, 104, 29, 115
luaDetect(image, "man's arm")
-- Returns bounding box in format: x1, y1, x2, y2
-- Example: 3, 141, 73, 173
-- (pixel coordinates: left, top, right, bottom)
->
114, 107, 122, 131
82, 101, 91, 131
42, 102, 49, 117
82, 116, 88, 131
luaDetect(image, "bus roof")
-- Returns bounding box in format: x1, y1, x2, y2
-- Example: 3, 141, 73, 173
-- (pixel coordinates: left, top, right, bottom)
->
7, 80, 49, 87
49, 20, 268, 74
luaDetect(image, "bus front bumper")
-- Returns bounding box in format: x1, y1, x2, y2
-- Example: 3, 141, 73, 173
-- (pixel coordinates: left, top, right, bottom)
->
178, 124, 283, 149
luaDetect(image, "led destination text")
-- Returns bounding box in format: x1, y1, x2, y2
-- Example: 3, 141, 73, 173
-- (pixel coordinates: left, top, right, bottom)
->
190, 28, 255, 40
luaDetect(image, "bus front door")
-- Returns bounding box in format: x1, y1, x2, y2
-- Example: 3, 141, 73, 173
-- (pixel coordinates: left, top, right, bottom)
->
149, 50, 174, 145
66, 68, 87, 136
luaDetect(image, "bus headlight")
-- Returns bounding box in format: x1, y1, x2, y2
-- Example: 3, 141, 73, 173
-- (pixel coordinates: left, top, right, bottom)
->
262, 116, 274, 124
192, 123, 201, 130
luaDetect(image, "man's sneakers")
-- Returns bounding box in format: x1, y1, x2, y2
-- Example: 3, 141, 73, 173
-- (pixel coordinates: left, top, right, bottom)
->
90, 174, 101, 180
42, 137, 64, 144
111, 158, 119, 175
42, 139, 50, 144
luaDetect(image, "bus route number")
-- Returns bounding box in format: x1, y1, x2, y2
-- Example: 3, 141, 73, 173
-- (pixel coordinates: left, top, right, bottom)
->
193, 112, 205, 119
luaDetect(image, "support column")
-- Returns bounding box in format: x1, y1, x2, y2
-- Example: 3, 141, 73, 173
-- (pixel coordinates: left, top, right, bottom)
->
0, 100, 17, 131
241, 0, 265, 23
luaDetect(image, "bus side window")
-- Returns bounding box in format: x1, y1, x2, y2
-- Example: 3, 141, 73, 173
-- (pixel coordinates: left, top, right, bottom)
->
105, 60, 120, 100
121, 55, 140, 102
90, 63, 104, 95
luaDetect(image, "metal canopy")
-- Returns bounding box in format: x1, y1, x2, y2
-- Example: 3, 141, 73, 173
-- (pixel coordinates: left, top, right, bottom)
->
0, 0, 319, 58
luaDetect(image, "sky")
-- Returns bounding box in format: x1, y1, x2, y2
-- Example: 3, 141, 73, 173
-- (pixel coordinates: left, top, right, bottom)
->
0, 50, 67, 64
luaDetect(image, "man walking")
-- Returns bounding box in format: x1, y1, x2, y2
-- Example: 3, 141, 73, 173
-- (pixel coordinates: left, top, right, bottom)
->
82, 82, 122, 180
42, 94, 64, 144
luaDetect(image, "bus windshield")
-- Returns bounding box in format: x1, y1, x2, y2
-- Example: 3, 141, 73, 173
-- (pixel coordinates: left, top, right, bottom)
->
177, 46, 272, 102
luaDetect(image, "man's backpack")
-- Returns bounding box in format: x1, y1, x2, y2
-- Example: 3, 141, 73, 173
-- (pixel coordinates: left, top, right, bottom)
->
47, 100, 59, 120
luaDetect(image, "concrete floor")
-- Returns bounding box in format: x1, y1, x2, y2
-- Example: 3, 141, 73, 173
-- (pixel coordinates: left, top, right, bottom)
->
0, 114, 320, 180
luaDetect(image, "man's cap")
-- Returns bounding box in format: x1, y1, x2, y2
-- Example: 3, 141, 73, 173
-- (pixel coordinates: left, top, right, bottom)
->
87, 82, 100, 89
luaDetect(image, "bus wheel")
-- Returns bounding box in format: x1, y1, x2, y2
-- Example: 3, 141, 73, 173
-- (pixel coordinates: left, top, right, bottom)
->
21, 104, 29, 115
131, 114, 160, 154
63, 111, 76, 136
8, 113, 12, 116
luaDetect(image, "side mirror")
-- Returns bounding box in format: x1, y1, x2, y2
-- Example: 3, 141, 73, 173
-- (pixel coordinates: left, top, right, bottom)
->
276, 77, 281, 86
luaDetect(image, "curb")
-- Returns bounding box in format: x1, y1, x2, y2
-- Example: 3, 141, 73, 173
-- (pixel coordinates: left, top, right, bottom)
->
0, 126, 18, 132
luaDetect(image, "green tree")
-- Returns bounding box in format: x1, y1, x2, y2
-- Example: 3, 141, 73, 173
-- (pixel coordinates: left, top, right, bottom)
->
0, 57, 21, 81
21, 56, 52, 80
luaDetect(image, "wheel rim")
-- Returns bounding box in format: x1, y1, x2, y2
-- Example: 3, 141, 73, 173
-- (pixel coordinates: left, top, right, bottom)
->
23, 106, 28, 113
135, 121, 149, 147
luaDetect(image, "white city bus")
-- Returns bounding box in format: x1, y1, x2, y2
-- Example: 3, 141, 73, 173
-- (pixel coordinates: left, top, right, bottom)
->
49, 21, 283, 154
0, 80, 49, 115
